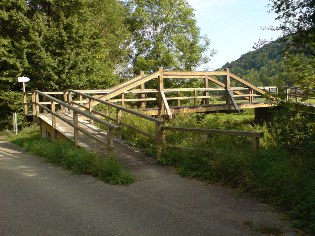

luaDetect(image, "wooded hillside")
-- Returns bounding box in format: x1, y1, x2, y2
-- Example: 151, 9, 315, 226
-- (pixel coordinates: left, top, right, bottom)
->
221, 38, 295, 87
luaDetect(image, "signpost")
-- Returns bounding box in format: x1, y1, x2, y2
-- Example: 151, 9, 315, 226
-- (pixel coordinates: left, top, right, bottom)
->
16, 76, 31, 132
18, 76, 30, 93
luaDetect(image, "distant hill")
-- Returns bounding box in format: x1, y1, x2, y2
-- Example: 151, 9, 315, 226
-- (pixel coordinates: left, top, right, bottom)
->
220, 38, 294, 86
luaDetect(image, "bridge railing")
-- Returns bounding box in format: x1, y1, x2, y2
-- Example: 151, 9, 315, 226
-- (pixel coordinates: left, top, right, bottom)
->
282, 87, 315, 102
65, 89, 166, 156
31, 90, 119, 154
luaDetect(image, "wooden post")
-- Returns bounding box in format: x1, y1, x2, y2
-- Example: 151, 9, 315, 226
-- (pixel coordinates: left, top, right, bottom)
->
121, 93, 125, 106
139, 71, 146, 109
155, 122, 164, 160
251, 136, 260, 152
68, 91, 73, 114
88, 98, 94, 124
63, 91, 68, 112
88, 98, 92, 114
32, 92, 36, 117
177, 91, 181, 107
79, 94, 83, 110
225, 68, 231, 109
158, 67, 165, 117
194, 89, 197, 106
285, 87, 290, 101
23, 92, 28, 115
107, 127, 114, 155
249, 88, 254, 103
51, 100, 56, 139
35, 92, 39, 119
73, 111, 79, 146
295, 87, 298, 102
116, 109, 122, 139
204, 76, 209, 105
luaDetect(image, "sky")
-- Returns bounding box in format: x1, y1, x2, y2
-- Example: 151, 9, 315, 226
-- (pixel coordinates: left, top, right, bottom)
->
186, 0, 282, 70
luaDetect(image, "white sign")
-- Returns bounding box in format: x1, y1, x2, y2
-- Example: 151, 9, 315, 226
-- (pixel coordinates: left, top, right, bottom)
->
18, 76, 30, 83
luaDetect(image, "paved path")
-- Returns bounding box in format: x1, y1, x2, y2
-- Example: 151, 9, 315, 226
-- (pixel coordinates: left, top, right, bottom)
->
0, 141, 297, 235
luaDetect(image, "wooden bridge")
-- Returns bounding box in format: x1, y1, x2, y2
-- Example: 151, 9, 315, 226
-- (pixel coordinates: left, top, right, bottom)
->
70, 67, 274, 119
23, 68, 280, 166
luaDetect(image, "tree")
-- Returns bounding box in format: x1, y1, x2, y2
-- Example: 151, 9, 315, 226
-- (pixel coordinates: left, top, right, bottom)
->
123, 0, 214, 75
0, 1, 30, 92
0, 0, 129, 92
269, 0, 315, 92
26, 0, 129, 90
0, 0, 129, 129
269, 0, 315, 35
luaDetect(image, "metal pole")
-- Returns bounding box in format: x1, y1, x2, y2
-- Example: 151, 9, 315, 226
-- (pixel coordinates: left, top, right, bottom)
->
13, 113, 18, 135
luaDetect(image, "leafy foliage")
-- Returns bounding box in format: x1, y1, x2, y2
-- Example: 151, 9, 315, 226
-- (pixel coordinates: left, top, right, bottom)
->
123, 0, 214, 75
269, 0, 315, 34
268, 0, 315, 93
0, 0, 129, 91
0, 0, 130, 129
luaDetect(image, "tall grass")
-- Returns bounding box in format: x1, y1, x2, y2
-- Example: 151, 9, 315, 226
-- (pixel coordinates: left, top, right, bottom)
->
7, 126, 134, 185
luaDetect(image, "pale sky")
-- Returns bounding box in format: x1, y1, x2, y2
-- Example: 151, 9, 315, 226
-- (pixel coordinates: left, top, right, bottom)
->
186, 0, 282, 70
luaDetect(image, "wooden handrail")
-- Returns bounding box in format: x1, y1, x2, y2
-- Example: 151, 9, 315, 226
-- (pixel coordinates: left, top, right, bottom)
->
161, 126, 263, 137
35, 90, 119, 130
67, 89, 165, 125
160, 126, 263, 152
163, 71, 228, 77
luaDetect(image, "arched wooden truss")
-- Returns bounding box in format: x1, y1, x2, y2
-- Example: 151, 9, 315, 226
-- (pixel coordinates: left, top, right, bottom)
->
72, 67, 273, 119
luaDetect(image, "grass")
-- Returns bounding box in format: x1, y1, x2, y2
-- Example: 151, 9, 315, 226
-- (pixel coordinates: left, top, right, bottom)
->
5, 125, 134, 185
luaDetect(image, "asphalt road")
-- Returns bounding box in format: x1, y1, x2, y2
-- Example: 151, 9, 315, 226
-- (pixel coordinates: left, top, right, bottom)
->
0, 141, 296, 235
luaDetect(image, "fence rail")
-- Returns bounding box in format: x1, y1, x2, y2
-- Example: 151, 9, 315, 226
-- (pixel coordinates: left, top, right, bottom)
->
161, 126, 263, 152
